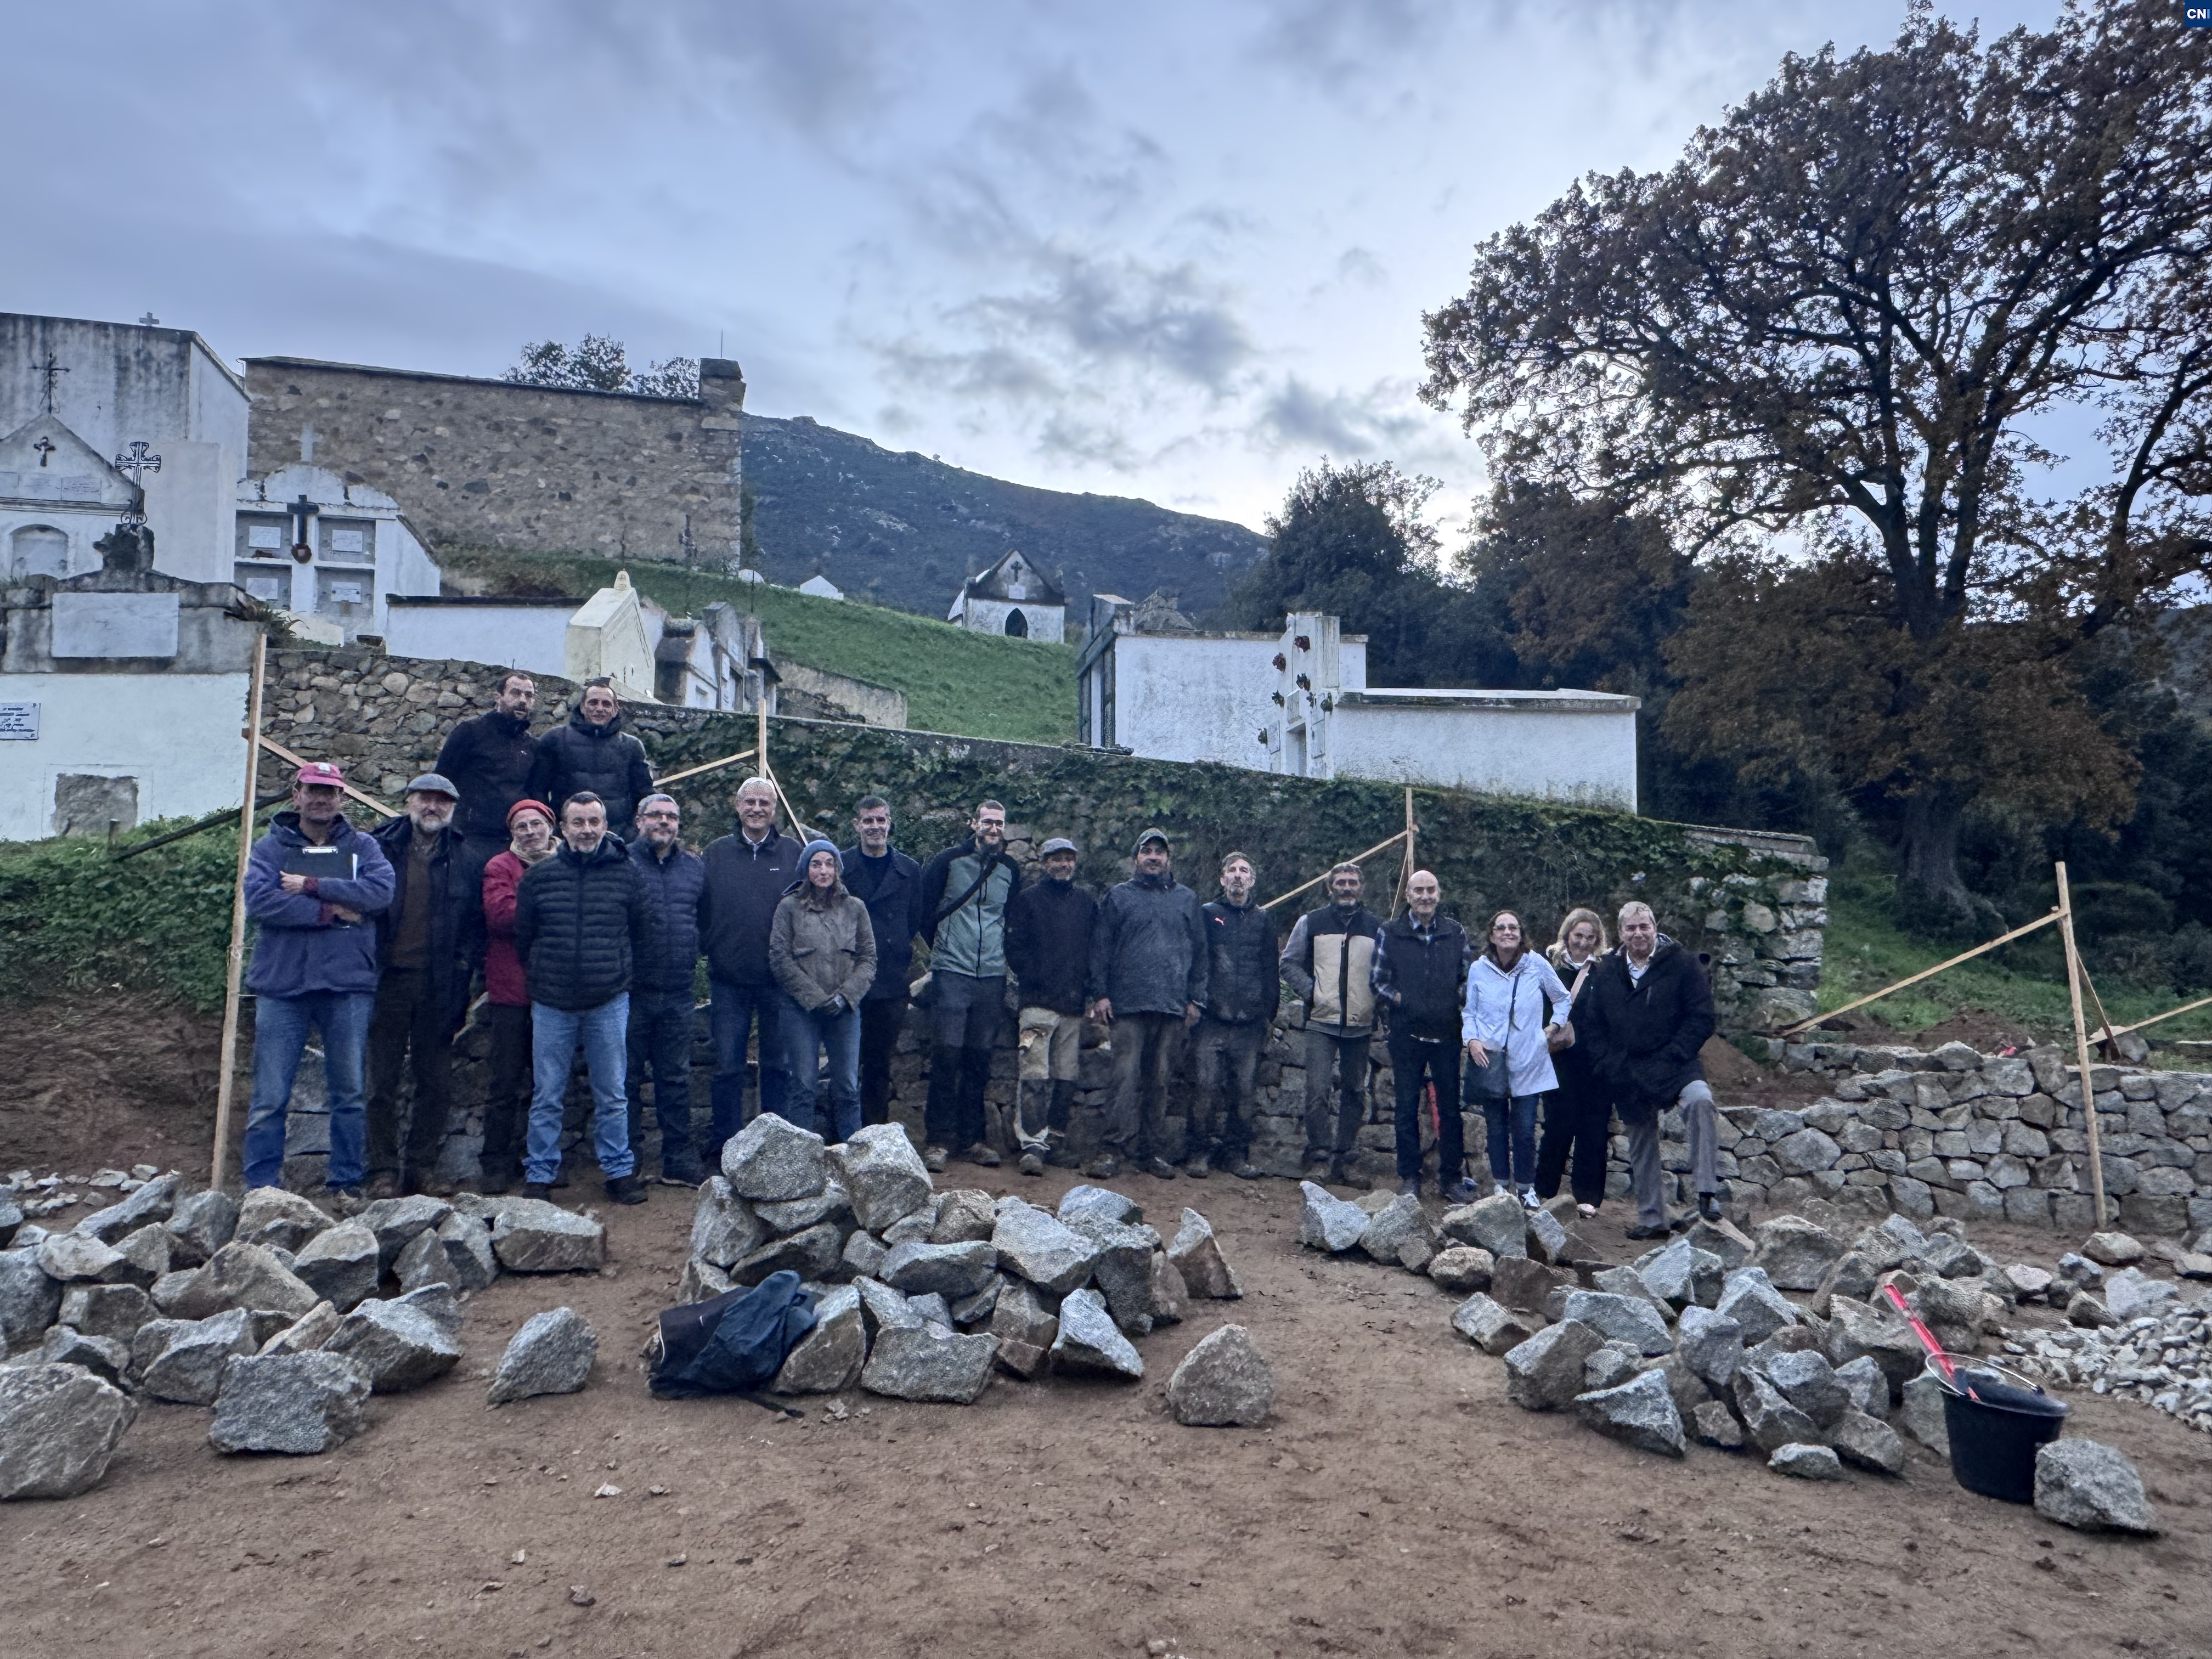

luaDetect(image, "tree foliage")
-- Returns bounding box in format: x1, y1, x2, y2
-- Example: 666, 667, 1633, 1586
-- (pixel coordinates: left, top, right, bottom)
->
505, 334, 699, 398
1420, 0, 2212, 919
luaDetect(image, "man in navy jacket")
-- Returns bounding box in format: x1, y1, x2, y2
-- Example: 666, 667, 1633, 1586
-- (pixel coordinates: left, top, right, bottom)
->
241, 761, 396, 1201
629, 792, 707, 1184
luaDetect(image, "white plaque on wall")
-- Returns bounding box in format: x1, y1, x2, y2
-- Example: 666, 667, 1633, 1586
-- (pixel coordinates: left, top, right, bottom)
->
52, 592, 181, 658
0, 702, 37, 739
248, 524, 283, 549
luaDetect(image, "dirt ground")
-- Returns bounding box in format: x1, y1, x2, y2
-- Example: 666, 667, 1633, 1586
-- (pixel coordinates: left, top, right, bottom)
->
5, 995, 2209, 1657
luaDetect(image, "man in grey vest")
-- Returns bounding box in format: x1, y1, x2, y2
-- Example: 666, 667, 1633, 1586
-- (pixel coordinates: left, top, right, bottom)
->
916, 800, 1022, 1172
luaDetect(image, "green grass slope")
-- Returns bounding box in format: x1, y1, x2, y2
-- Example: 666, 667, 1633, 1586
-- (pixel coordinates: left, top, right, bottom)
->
1818, 859, 2212, 1052
436, 550, 1076, 745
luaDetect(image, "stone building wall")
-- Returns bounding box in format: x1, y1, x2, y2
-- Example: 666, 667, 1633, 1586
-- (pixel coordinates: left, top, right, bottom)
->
242, 356, 744, 565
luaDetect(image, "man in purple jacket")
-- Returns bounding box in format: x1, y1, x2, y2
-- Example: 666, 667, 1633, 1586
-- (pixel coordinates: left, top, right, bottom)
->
241, 761, 396, 1202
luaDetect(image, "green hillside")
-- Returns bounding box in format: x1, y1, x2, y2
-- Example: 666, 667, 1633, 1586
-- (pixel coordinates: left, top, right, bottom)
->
436, 550, 1077, 745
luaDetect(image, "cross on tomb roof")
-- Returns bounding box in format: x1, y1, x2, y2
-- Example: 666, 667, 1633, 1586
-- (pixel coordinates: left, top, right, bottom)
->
113, 441, 162, 486
36, 353, 67, 414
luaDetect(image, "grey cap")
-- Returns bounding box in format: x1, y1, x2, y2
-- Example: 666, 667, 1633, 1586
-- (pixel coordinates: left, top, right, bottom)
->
1132, 826, 1171, 853
404, 772, 459, 799
1040, 837, 1079, 858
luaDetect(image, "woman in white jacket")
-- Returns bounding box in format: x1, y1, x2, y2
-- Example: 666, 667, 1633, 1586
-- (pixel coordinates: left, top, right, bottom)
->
1462, 911, 1574, 1211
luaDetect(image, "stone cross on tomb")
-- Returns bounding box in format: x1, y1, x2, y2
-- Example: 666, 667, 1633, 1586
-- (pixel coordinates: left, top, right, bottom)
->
114, 441, 162, 486
36, 353, 67, 414
31, 436, 57, 468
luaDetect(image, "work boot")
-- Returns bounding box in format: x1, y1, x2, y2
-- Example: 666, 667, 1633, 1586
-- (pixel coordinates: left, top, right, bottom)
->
961, 1142, 1001, 1169
1328, 1155, 1370, 1191
922, 1144, 950, 1173
1397, 1177, 1421, 1198
1301, 1147, 1329, 1172
1084, 1153, 1120, 1180
1018, 1149, 1046, 1176
605, 1174, 648, 1206
1182, 1158, 1211, 1180
1699, 1187, 1727, 1222
1142, 1156, 1179, 1181
1228, 1159, 1263, 1181
1046, 1144, 1084, 1170
1444, 1177, 1482, 1205
326, 1186, 365, 1216
522, 1182, 555, 1201
364, 1172, 402, 1201
659, 1148, 707, 1188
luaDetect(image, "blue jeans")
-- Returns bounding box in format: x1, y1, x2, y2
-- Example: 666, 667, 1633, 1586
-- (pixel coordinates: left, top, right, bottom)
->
708, 979, 789, 1156
527, 996, 635, 1185
244, 990, 373, 1190
626, 988, 697, 1170
1480, 1091, 1542, 1190
780, 992, 862, 1143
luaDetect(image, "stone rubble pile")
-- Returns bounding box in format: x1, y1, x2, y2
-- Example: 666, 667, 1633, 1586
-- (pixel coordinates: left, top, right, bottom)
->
1301, 1180, 2160, 1525
687, 1118, 1266, 1424
1998, 1226, 2212, 1435
0, 1170, 607, 1498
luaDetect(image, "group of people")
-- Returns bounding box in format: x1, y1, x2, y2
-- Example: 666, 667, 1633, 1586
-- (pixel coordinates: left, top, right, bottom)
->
238, 672, 1727, 1239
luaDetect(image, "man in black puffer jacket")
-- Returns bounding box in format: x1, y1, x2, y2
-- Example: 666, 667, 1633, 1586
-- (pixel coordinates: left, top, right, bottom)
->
529, 678, 655, 840
1573, 901, 1719, 1239
1005, 837, 1096, 1175
514, 791, 651, 1205
435, 669, 542, 903
1191, 852, 1278, 1181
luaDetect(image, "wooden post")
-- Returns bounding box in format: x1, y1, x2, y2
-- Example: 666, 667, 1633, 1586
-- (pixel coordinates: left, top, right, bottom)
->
210, 633, 268, 1191
2055, 861, 2109, 1229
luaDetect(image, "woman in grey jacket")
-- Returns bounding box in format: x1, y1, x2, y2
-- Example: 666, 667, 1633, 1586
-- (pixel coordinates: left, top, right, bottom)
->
770, 839, 878, 1142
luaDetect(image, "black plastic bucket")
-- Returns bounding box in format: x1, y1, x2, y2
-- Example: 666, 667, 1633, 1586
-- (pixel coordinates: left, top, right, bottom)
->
1939, 1362, 2069, 1504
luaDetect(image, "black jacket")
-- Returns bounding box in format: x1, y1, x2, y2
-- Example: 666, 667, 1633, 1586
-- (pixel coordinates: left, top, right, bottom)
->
1199, 897, 1280, 1026
512, 836, 650, 1012
1372, 911, 1469, 1040
840, 844, 924, 1003
1088, 871, 1207, 1017
369, 817, 481, 1028
1006, 877, 1097, 1016
1573, 936, 1715, 1116
629, 836, 706, 994
435, 709, 540, 844
700, 830, 803, 986
529, 706, 655, 836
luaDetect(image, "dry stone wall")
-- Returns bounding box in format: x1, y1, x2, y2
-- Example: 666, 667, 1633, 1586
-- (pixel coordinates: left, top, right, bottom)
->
244, 357, 744, 565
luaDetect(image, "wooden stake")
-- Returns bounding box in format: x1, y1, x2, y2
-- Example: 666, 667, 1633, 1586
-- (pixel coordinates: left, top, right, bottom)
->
1773, 907, 2062, 1037
210, 634, 268, 1191
2056, 861, 2109, 1228
1260, 828, 1409, 911
654, 746, 758, 788
2100, 991, 2212, 1042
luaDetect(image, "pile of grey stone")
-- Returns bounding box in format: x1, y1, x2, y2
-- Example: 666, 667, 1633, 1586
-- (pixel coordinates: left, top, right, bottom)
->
1999, 1227, 2212, 1435
1300, 1180, 2159, 1521
0, 1171, 608, 1497
690, 1118, 1266, 1424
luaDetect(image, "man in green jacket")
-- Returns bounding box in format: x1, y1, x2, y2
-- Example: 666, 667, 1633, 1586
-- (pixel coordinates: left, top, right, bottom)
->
916, 800, 1023, 1172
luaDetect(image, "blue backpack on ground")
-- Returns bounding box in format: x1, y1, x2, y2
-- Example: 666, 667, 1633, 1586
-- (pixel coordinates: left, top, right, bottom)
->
650, 1269, 817, 1401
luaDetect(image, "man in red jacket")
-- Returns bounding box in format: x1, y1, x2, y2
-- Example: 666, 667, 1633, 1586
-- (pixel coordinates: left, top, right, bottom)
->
477, 798, 556, 1193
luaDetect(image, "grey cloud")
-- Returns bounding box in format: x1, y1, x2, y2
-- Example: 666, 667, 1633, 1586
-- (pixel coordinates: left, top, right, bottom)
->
1255, 375, 1461, 463
962, 249, 1255, 391
876, 338, 1064, 403
1035, 413, 1144, 471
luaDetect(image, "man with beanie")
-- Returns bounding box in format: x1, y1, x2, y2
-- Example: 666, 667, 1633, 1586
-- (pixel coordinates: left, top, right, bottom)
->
698, 777, 800, 1158
628, 792, 706, 1185
1005, 836, 1096, 1176
1191, 851, 1277, 1181
1372, 869, 1475, 1200
917, 801, 1023, 1172
364, 772, 479, 1198
514, 791, 651, 1204
241, 761, 396, 1203
478, 797, 557, 1193
840, 795, 924, 1127
1086, 828, 1207, 1181
1279, 861, 1385, 1189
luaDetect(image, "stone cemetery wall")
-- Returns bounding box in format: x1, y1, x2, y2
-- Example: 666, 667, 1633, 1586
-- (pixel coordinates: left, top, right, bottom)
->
243, 357, 744, 565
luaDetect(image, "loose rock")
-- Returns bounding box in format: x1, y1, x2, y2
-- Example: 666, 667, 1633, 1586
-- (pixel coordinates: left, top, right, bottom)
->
690, 1178, 769, 1268
199, 1242, 322, 1319
37, 1232, 126, 1284
1764, 1350, 1851, 1426
1453, 1293, 1536, 1357
1769, 1442, 1845, 1481
773, 1287, 865, 1394
1691, 1399, 1745, 1449
729, 1221, 844, 1287
721, 1112, 828, 1203
991, 1204, 1103, 1295
34, 1326, 129, 1386
756, 1182, 855, 1239
2081, 1231, 2145, 1267
75, 1171, 180, 1244
1827, 1407, 1906, 1475
1674, 1306, 1744, 1392
1525, 1206, 1573, 1266
292, 1221, 380, 1311
1049, 1287, 1143, 1379
235, 1187, 334, 1254
2033, 1439, 2159, 1534
0, 1363, 138, 1499
1148, 1252, 1188, 1325
1063, 1215, 1163, 1335
1167, 1209, 1242, 1299
490, 1201, 606, 1274
488, 1308, 598, 1404
1359, 1195, 1438, 1271
1732, 1369, 1821, 1454
1897, 1370, 1951, 1454
164, 1188, 238, 1267
259, 1301, 341, 1356
859, 1325, 998, 1403
1561, 1291, 1672, 1357
324, 1297, 462, 1392
1440, 1193, 1527, 1260
881, 1240, 999, 1301
210, 1352, 371, 1454
1575, 1368, 1686, 1458
1166, 1324, 1274, 1426
57, 1284, 153, 1345
1058, 1186, 1141, 1229
1753, 1215, 1846, 1293
1427, 1246, 1494, 1295
0, 1249, 65, 1350
829, 1125, 935, 1233
929, 1189, 997, 1245
1296, 1182, 1368, 1254
1715, 1266, 1799, 1347
1492, 1256, 1573, 1314
1503, 1320, 1606, 1411
141, 1307, 256, 1404
1638, 1237, 1723, 1311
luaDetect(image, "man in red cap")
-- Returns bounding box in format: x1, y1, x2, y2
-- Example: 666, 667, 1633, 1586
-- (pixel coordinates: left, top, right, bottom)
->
240, 761, 396, 1201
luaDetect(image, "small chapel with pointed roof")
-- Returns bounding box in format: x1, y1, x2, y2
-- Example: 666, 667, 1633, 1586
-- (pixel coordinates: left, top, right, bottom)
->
946, 548, 1065, 641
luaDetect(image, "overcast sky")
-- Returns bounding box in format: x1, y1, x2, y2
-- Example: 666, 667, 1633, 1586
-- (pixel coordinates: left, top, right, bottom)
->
7, 1, 2062, 541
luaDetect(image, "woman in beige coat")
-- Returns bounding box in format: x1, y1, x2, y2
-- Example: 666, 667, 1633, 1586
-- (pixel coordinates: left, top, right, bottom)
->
770, 839, 877, 1141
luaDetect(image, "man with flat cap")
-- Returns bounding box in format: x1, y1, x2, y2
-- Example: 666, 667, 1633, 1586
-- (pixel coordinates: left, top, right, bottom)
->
365, 772, 481, 1197
1086, 827, 1207, 1180
1006, 836, 1096, 1175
